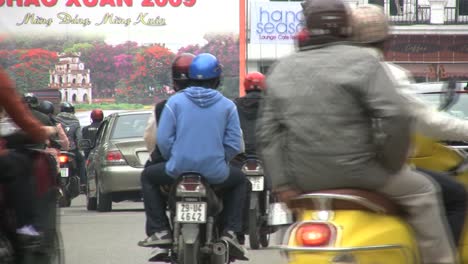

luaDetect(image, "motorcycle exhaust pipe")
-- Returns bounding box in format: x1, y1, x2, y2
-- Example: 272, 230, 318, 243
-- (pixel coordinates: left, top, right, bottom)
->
211, 241, 228, 264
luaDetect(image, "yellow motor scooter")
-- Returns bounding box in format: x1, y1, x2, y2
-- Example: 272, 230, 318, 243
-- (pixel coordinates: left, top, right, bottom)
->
275, 84, 468, 263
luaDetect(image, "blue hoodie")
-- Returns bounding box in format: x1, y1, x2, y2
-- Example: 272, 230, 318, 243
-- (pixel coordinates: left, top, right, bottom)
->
157, 86, 243, 184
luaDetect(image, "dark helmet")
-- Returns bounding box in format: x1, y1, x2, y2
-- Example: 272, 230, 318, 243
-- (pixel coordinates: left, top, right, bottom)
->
23, 93, 39, 108
301, 0, 351, 39
60, 102, 75, 113
38, 100, 55, 115
189, 53, 222, 81
90, 109, 104, 122
172, 53, 195, 91
172, 53, 195, 81
244, 72, 266, 92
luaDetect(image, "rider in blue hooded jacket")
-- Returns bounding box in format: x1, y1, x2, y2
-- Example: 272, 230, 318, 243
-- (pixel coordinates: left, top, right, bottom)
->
138, 53, 247, 258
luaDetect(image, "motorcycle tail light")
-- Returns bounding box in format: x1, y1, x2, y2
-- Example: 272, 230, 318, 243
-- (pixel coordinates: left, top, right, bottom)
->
58, 154, 68, 164
296, 223, 333, 247
241, 160, 264, 176
105, 150, 127, 165
176, 176, 206, 197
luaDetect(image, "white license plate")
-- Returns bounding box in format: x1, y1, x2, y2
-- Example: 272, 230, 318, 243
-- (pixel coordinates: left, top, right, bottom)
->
248, 176, 264, 191
137, 151, 150, 164
176, 202, 207, 223
60, 168, 69, 177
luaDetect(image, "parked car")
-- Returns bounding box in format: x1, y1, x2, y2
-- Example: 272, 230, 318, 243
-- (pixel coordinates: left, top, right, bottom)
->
80, 110, 152, 212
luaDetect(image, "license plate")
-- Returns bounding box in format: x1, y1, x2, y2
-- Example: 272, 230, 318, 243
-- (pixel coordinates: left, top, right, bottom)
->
137, 151, 150, 164
248, 176, 264, 191
176, 202, 207, 223
60, 168, 69, 178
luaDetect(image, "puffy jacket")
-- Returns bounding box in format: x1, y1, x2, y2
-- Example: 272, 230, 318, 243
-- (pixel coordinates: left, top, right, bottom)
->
257, 44, 411, 192
82, 121, 101, 146
56, 112, 81, 150
234, 91, 262, 155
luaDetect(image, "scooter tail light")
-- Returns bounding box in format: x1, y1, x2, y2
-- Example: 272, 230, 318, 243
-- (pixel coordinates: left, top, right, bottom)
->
296, 223, 333, 247
58, 154, 68, 164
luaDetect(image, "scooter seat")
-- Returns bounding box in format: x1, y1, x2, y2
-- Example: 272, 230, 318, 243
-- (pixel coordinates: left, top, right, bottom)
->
288, 189, 401, 215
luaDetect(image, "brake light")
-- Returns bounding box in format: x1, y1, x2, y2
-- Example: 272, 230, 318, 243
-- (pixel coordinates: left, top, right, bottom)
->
296, 223, 332, 246
105, 150, 127, 165
241, 160, 264, 176
176, 176, 206, 196
58, 155, 68, 164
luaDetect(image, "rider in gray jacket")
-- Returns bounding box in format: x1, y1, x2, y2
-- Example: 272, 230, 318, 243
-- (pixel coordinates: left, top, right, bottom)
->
257, 0, 457, 263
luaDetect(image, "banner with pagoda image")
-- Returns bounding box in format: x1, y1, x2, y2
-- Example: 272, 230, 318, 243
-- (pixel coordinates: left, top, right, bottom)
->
0, 0, 240, 108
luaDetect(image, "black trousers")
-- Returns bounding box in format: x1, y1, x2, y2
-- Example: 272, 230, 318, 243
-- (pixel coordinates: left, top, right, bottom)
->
418, 168, 467, 245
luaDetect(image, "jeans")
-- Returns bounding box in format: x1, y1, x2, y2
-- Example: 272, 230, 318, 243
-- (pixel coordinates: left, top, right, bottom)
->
417, 168, 467, 245
141, 162, 247, 236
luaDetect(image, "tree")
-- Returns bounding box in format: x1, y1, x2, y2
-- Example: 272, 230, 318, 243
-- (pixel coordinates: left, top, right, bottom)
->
116, 44, 175, 103
7, 49, 58, 93
201, 34, 240, 99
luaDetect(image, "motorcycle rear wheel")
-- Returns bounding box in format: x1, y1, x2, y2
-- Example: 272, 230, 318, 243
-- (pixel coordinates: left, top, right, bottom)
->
177, 235, 200, 264
248, 205, 261, 249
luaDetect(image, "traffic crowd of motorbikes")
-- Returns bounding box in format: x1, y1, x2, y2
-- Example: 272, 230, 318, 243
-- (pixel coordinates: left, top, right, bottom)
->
2, 0, 468, 264
0, 74, 103, 263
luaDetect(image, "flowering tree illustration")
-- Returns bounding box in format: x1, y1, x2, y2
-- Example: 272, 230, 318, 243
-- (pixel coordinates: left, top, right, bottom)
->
1, 49, 57, 93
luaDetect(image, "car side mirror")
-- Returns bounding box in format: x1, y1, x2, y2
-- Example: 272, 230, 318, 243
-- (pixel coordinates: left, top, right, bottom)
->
79, 139, 93, 150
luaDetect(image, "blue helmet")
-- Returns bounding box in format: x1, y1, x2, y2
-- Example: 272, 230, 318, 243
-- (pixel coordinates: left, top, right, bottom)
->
189, 53, 222, 80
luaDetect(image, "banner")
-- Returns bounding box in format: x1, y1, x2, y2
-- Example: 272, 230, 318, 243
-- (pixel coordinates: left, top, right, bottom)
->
249, 1, 303, 44
0, 0, 241, 105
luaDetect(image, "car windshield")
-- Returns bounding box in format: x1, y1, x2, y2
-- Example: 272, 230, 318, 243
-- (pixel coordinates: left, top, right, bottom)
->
419, 93, 468, 119
111, 113, 150, 139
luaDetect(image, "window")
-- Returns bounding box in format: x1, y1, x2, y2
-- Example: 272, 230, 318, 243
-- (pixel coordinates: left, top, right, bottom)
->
460, 0, 468, 15
111, 114, 151, 139
369, 0, 403, 16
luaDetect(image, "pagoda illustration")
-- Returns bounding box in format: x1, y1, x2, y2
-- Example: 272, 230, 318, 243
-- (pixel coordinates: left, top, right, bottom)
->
49, 52, 92, 104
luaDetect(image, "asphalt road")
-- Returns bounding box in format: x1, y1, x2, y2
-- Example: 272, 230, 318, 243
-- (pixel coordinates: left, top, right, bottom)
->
59, 195, 287, 264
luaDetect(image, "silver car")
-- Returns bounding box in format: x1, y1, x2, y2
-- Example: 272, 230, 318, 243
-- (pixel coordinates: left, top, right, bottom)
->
82, 111, 151, 212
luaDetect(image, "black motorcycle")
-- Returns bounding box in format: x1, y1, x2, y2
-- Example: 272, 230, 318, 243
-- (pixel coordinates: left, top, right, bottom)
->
149, 173, 247, 264
241, 155, 271, 249
57, 151, 80, 208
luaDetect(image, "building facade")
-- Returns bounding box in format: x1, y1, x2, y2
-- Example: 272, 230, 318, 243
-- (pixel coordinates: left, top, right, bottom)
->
247, 0, 468, 82
49, 52, 93, 104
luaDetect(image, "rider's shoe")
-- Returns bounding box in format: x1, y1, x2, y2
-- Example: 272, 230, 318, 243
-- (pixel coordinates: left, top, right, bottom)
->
138, 230, 173, 247
16, 226, 42, 248
221, 230, 248, 260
